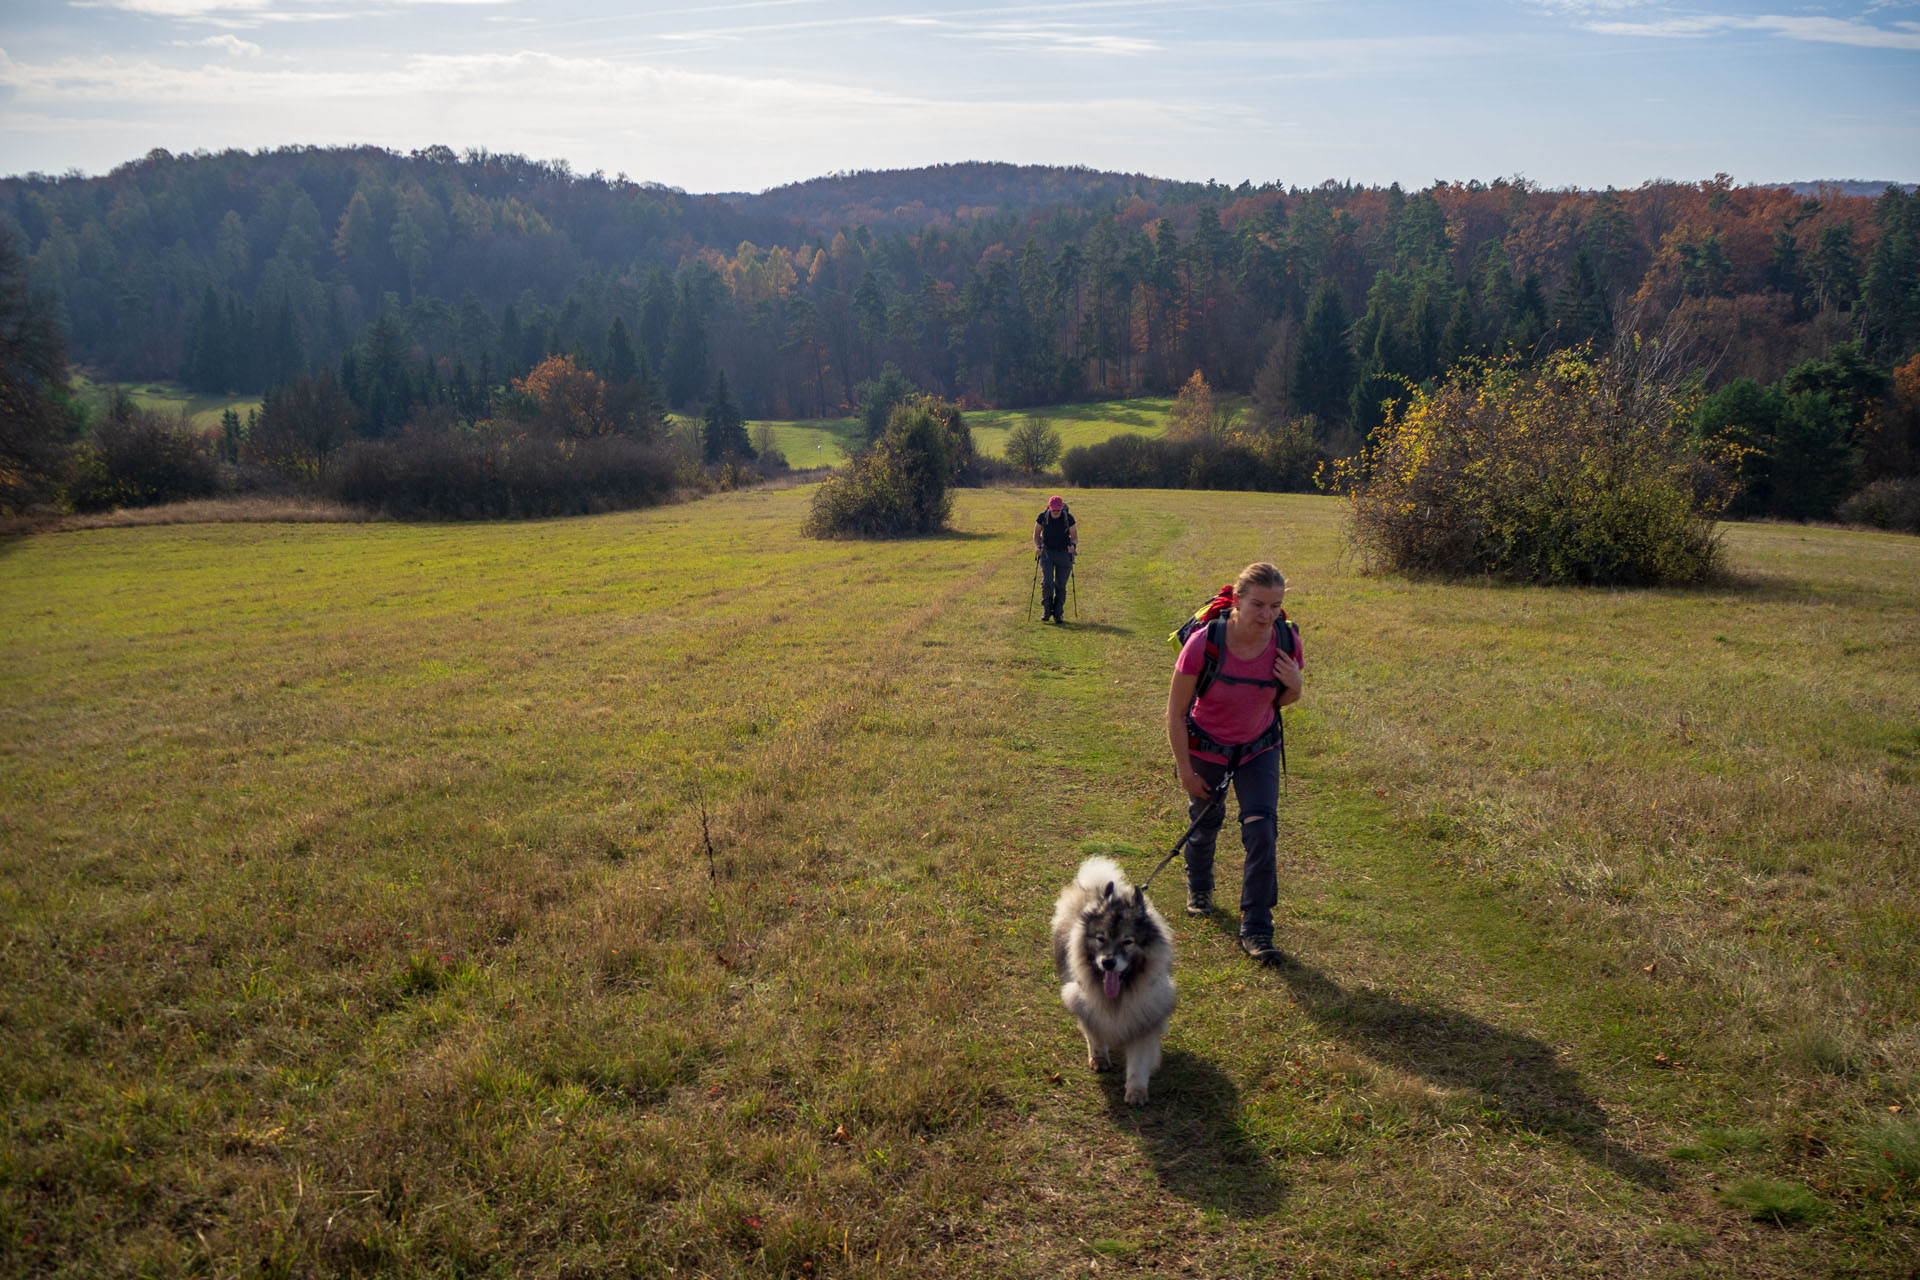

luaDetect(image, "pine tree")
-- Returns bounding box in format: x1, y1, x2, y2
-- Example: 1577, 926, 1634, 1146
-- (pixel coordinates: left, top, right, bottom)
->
1292, 280, 1355, 426
665, 279, 709, 410
1550, 249, 1611, 351
701, 369, 752, 462
605, 316, 639, 384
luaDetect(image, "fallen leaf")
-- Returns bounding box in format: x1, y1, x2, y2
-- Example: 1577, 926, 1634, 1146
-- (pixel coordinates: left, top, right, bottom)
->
1642, 963, 1656, 974
1892, 1105, 1904, 1113
831, 1123, 851, 1143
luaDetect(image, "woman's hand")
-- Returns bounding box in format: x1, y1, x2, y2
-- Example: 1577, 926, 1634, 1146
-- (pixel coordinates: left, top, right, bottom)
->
1273, 649, 1303, 707
1177, 765, 1213, 799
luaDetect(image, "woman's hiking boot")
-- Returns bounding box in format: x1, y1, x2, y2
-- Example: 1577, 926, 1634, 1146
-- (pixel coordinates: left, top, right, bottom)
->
1238, 933, 1281, 964
1185, 889, 1213, 917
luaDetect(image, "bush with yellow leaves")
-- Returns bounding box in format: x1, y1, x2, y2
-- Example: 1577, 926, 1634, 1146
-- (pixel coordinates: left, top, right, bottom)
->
1337, 348, 1736, 586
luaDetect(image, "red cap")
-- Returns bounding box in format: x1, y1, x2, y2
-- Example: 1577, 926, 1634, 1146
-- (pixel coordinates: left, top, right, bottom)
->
1047, 495, 1064, 511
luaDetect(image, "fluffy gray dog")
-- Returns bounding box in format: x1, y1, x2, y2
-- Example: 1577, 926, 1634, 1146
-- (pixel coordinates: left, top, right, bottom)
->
1051, 855, 1176, 1105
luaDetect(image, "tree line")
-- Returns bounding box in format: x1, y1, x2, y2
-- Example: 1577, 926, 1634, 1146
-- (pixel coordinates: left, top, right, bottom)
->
3, 148, 1918, 523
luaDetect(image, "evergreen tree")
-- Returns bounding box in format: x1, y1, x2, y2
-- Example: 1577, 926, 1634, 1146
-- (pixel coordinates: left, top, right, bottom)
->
1860, 188, 1920, 362
855, 363, 916, 443
183, 286, 226, 392
664, 279, 708, 410
1502, 272, 1548, 353
1291, 280, 1354, 427
701, 368, 752, 462
1805, 224, 1861, 312
605, 316, 639, 385
219, 407, 243, 463
639, 268, 674, 367
0, 229, 81, 512
1440, 286, 1475, 369
1550, 249, 1611, 351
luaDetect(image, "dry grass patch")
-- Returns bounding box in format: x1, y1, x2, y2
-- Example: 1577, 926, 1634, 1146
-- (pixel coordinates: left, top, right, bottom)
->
30, 494, 373, 530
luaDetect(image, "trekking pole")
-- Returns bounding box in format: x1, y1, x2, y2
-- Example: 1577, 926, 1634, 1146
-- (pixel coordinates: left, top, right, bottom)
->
1070, 557, 1079, 621
1139, 771, 1234, 895
1027, 553, 1039, 622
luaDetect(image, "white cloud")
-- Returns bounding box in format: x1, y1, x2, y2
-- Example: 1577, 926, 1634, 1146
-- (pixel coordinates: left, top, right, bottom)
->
1586, 12, 1920, 48
947, 22, 1158, 55
177, 34, 265, 55
0, 45, 1254, 188
80, 0, 508, 16
1519, 0, 1655, 12
75, 0, 275, 16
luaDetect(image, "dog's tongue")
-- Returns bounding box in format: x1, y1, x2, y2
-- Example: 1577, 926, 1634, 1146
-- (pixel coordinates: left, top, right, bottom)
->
1102, 971, 1122, 1000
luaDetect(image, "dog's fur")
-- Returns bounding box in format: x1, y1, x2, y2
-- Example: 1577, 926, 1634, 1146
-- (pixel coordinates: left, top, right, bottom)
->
1051, 856, 1176, 1105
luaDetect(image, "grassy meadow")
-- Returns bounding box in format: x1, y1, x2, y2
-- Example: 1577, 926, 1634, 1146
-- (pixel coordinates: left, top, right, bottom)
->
747, 397, 1178, 468
1, 490, 1915, 1277
72, 375, 262, 433
962, 397, 1177, 461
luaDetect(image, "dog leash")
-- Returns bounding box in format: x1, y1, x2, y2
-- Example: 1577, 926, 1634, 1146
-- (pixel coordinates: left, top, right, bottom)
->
1138, 770, 1234, 895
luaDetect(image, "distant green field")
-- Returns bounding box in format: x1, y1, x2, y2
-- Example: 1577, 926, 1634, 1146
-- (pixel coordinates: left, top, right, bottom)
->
741, 397, 1178, 467
754, 415, 863, 467
965, 396, 1174, 459
72, 374, 260, 433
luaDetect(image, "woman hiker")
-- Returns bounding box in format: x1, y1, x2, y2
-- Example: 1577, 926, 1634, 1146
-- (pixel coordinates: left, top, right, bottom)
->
1164, 561, 1304, 962
1033, 495, 1077, 624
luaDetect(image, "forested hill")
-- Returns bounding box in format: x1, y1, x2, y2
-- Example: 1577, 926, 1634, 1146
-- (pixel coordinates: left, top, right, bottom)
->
731, 161, 1211, 232
4, 146, 1917, 461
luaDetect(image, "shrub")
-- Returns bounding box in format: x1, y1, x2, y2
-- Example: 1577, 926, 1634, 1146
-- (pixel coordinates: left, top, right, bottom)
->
1340, 350, 1732, 586
804, 399, 953, 538
246, 376, 356, 480
66, 397, 221, 512
1837, 477, 1920, 532
1060, 425, 1323, 493
1005, 416, 1064, 473
855, 364, 917, 443
325, 423, 674, 519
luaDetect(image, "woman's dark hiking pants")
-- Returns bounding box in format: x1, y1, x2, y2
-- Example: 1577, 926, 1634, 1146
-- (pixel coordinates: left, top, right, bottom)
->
1183, 746, 1281, 938
1041, 548, 1074, 619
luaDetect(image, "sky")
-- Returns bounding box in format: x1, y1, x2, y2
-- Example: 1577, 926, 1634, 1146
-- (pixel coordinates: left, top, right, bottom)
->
0, 0, 1915, 193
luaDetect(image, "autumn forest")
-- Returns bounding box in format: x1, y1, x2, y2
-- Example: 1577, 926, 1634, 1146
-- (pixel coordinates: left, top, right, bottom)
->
4, 146, 1919, 523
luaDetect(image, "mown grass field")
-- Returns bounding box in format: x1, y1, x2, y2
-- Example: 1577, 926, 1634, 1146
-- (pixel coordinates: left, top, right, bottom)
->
1, 490, 1915, 1278
72, 375, 261, 433
749, 398, 1178, 468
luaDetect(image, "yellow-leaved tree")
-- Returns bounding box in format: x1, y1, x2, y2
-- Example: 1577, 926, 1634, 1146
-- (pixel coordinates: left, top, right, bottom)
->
1168, 370, 1213, 440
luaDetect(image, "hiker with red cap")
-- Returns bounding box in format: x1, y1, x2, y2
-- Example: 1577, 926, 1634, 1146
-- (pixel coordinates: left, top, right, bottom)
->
1033, 495, 1078, 624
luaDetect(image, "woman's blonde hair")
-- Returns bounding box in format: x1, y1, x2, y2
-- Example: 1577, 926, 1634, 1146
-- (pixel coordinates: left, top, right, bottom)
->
1234, 561, 1286, 597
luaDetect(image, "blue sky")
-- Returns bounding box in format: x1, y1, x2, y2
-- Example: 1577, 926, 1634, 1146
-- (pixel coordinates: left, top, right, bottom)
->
1, 0, 1915, 191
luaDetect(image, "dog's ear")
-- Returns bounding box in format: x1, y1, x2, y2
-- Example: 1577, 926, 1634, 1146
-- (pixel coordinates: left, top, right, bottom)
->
1100, 880, 1116, 903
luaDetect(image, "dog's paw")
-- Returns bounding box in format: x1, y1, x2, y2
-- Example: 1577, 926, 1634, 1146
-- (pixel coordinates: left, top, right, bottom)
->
1124, 1084, 1148, 1106
1087, 1053, 1112, 1072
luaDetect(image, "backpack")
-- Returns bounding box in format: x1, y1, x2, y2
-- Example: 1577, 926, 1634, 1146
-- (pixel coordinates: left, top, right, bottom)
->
1169, 587, 1301, 701
1169, 587, 1301, 771
1037, 504, 1074, 549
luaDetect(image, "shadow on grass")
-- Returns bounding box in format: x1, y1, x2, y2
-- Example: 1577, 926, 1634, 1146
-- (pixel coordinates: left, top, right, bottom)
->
1232, 941, 1671, 1190
1101, 1048, 1289, 1216
1051, 621, 1134, 636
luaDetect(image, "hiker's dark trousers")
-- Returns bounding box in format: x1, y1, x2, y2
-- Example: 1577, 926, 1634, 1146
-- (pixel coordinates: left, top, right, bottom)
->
1041, 548, 1074, 618
1184, 746, 1281, 938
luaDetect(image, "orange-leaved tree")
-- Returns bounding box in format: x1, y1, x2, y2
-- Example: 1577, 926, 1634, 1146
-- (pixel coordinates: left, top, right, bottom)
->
518, 354, 611, 438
